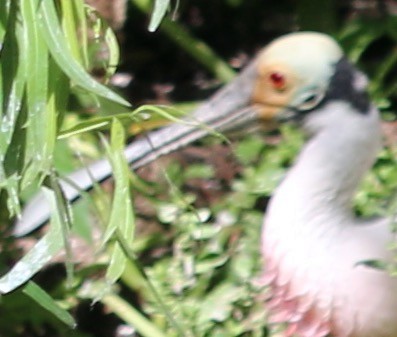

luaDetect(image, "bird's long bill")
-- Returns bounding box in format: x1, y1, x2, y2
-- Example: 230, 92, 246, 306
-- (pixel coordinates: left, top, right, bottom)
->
127, 60, 261, 168
14, 59, 262, 236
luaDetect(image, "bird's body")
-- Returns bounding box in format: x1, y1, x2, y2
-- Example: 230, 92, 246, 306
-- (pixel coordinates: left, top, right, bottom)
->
263, 103, 397, 336
259, 36, 397, 336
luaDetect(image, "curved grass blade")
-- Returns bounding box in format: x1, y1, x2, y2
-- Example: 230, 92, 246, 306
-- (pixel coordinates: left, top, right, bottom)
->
58, 105, 187, 139
38, 1, 130, 106
0, 188, 65, 294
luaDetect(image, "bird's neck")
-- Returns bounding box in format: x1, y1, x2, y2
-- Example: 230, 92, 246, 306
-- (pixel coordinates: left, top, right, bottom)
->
268, 102, 382, 229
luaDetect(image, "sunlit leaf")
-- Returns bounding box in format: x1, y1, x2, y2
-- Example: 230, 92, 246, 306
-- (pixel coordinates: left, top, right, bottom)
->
148, 0, 170, 32
0, 188, 64, 294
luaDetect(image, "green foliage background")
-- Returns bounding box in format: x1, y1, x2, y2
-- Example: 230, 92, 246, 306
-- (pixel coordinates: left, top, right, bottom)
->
1, 1, 397, 336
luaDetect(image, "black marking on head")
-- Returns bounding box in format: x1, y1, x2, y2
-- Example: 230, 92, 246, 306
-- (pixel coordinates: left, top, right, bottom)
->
322, 58, 370, 113
294, 58, 371, 119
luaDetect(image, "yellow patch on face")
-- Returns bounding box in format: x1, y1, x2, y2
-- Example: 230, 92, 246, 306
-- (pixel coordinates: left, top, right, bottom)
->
251, 60, 298, 121
250, 32, 343, 123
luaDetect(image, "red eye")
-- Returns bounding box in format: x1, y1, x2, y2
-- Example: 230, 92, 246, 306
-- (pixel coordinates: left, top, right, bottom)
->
269, 72, 286, 90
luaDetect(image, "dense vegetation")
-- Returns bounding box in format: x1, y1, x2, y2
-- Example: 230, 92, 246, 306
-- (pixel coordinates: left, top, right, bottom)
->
1, 1, 397, 336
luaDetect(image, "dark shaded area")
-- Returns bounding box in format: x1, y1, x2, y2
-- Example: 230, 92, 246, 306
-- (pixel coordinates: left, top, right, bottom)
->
119, 0, 397, 108
75, 301, 121, 337
119, 0, 297, 103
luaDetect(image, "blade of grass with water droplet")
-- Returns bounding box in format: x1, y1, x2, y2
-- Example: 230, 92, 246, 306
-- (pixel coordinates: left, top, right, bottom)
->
20, 0, 53, 189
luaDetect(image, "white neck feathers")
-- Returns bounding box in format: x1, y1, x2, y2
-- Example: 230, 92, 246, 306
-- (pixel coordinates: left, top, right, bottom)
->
267, 101, 382, 232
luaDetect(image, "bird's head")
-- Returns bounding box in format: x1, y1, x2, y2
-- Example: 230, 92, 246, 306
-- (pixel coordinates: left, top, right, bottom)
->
253, 32, 343, 120
250, 32, 371, 134
188, 32, 372, 139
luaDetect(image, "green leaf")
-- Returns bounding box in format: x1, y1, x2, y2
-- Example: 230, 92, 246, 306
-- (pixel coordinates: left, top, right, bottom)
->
104, 21, 121, 80
21, 0, 53, 188
60, 0, 87, 65
58, 105, 187, 139
22, 281, 76, 328
357, 259, 388, 271
0, 3, 28, 215
148, 0, 170, 32
103, 118, 135, 284
0, 0, 11, 44
1, 173, 21, 216
38, 0, 130, 106
235, 136, 264, 165
195, 255, 229, 274
197, 283, 241, 324
0, 187, 64, 294
58, 112, 137, 139
184, 164, 215, 180
0, 5, 27, 153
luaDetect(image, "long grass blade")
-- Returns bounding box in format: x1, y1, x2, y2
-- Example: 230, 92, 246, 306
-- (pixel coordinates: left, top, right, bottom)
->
0, 188, 64, 294
20, 0, 52, 188
103, 118, 135, 284
22, 281, 76, 328
0, 2, 28, 215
